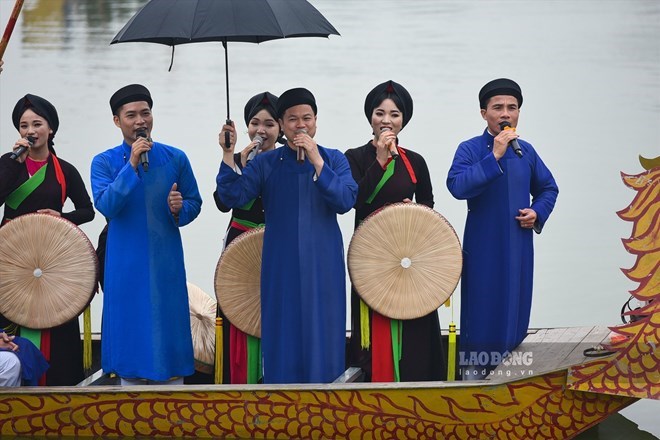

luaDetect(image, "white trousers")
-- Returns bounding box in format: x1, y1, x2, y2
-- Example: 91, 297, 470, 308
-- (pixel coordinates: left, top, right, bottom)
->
0, 352, 21, 387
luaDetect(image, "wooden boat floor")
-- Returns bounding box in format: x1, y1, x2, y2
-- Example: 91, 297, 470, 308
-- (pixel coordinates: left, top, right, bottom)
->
486, 326, 612, 384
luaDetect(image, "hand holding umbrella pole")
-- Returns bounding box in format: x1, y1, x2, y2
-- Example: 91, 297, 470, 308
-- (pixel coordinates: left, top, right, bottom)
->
223, 40, 232, 150
111, 0, 340, 156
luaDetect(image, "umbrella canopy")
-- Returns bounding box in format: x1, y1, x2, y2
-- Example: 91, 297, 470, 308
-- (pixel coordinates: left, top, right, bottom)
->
111, 0, 339, 45
111, 0, 339, 137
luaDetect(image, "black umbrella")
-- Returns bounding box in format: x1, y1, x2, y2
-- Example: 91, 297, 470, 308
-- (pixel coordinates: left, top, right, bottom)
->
111, 0, 339, 147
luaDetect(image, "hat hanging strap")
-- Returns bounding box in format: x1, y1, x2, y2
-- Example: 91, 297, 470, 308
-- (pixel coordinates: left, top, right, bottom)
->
397, 147, 417, 184
50, 154, 66, 205
366, 159, 395, 204
5, 164, 47, 209
246, 335, 262, 384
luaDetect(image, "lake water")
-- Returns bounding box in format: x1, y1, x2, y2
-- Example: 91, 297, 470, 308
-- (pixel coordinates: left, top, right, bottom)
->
0, 0, 658, 437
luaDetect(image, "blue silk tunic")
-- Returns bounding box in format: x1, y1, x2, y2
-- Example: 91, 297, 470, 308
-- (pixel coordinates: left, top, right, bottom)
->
91, 141, 202, 381
216, 144, 357, 383
447, 130, 558, 371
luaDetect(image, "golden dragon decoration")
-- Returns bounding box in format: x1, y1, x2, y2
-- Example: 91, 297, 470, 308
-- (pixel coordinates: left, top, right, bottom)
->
567, 155, 659, 400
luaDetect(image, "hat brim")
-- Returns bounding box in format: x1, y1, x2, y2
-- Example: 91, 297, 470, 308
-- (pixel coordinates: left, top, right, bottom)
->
0, 214, 98, 329
348, 203, 462, 320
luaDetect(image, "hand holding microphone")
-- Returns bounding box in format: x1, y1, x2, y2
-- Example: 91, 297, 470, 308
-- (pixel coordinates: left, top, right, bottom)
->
379, 127, 399, 160
10, 136, 35, 161
246, 135, 264, 162
295, 129, 308, 163
498, 121, 523, 158
135, 129, 151, 172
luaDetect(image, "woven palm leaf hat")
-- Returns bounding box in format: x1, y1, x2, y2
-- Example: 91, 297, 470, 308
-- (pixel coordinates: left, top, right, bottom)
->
187, 281, 217, 374
214, 227, 264, 337
0, 213, 98, 329
347, 203, 463, 320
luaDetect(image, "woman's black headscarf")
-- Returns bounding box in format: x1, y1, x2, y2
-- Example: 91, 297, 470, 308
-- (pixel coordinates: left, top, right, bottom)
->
12, 94, 60, 154
244, 91, 279, 125
364, 80, 414, 129
245, 91, 285, 144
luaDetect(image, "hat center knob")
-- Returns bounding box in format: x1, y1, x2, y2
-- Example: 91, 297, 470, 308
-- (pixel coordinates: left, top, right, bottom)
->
33, 268, 43, 278
400, 257, 412, 269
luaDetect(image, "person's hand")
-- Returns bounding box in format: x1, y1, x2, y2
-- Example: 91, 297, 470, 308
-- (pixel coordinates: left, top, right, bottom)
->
36, 209, 61, 217
218, 122, 237, 152
515, 208, 537, 229
293, 130, 319, 160
293, 129, 325, 175
375, 129, 397, 167
493, 127, 519, 160
168, 183, 182, 215
130, 134, 152, 169
0, 332, 18, 352
11, 137, 32, 163
239, 138, 262, 167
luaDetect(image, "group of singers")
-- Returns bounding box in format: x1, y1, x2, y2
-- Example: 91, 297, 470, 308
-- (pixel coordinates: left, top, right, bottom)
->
0, 77, 558, 387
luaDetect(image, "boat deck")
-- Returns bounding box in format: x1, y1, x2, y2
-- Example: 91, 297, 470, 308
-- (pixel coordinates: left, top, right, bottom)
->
487, 326, 612, 383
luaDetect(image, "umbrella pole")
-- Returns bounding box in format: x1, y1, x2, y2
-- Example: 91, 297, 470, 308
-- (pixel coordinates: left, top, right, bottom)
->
223, 40, 231, 150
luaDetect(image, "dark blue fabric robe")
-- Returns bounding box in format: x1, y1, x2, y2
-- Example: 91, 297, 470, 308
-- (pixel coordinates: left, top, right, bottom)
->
446, 129, 558, 373
0, 335, 50, 386
216, 144, 357, 383
91, 140, 202, 381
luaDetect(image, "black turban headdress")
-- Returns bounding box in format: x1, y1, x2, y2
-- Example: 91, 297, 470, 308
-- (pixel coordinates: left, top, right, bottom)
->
276, 88, 317, 119
478, 78, 523, 109
364, 80, 414, 129
244, 92, 279, 126
110, 84, 153, 115
12, 94, 60, 151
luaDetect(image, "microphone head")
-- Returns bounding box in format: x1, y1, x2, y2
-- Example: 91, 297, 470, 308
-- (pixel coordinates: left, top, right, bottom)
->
136, 129, 148, 138
498, 121, 512, 130
253, 135, 264, 148
380, 126, 392, 132
26, 136, 36, 146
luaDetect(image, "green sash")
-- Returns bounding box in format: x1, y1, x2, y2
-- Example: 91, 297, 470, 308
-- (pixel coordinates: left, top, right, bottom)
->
5, 164, 48, 210
246, 335, 262, 384
20, 327, 41, 349
239, 198, 257, 210
365, 160, 395, 204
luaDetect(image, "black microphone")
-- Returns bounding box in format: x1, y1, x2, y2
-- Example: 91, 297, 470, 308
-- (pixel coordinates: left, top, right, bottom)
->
10, 136, 35, 161
380, 127, 399, 160
136, 129, 150, 172
499, 121, 523, 158
246, 135, 264, 162
296, 129, 307, 163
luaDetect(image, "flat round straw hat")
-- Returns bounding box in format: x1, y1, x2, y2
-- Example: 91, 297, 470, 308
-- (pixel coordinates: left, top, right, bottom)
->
0, 213, 98, 329
348, 203, 462, 320
187, 282, 216, 374
214, 227, 264, 338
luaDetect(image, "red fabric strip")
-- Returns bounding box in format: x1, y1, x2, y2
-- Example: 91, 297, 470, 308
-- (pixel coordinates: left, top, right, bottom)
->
230, 221, 250, 232
51, 154, 66, 205
38, 329, 51, 385
371, 311, 394, 382
398, 147, 417, 184
230, 324, 248, 384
